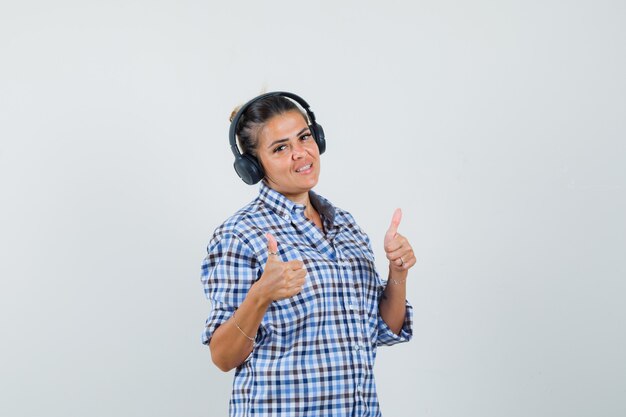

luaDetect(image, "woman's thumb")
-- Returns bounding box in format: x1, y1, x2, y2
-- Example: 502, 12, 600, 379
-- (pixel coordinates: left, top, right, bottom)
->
266, 232, 278, 256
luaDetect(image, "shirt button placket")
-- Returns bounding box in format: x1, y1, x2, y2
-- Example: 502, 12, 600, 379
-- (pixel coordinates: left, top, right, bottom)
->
341, 259, 357, 317
335, 252, 367, 410
338, 256, 358, 344
345, 259, 367, 405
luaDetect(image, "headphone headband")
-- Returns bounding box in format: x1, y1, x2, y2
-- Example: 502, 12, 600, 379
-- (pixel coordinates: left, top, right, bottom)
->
228, 91, 326, 185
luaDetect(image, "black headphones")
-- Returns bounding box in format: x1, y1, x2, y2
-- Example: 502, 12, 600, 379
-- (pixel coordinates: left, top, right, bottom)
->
229, 91, 326, 185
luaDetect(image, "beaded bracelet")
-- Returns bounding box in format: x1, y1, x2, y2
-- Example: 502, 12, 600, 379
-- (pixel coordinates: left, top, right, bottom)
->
389, 278, 407, 285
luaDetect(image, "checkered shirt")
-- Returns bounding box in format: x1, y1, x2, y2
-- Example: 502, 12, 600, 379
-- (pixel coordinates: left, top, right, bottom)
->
201, 182, 413, 417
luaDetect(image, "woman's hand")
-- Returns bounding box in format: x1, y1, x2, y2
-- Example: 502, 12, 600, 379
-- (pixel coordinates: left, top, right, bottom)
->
384, 208, 416, 273
251, 233, 307, 304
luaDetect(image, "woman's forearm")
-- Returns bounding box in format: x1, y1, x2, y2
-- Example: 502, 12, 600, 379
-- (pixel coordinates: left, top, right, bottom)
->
209, 283, 272, 372
378, 267, 408, 335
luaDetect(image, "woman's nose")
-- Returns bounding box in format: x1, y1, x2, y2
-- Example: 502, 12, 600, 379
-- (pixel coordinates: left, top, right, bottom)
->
292, 144, 306, 159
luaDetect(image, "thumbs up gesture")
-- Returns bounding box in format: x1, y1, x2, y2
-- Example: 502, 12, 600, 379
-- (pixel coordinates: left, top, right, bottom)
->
253, 233, 307, 304
384, 208, 416, 272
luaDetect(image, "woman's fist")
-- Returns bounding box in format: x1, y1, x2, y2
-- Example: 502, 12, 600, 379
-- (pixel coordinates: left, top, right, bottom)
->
253, 233, 307, 303
384, 208, 416, 272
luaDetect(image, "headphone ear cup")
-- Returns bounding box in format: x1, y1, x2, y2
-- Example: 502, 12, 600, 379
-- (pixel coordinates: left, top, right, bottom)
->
233, 154, 265, 185
312, 123, 326, 155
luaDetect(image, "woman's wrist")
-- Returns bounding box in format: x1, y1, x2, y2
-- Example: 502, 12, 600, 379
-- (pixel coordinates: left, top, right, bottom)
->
387, 265, 408, 286
388, 265, 408, 278
248, 282, 273, 309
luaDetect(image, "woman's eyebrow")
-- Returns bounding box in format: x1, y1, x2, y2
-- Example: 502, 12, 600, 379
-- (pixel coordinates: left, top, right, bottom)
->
267, 127, 310, 148
267, 138, 288, 149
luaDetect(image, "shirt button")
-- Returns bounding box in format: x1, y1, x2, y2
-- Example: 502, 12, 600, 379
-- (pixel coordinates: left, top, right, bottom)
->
357, 384, 363, 392
354, 345, 360, 351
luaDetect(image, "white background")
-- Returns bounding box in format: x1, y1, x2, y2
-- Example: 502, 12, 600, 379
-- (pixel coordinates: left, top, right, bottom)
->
1, 1, 625, 416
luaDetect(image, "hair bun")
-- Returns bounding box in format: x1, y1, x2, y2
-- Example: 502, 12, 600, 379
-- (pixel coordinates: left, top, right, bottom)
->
229, 105, 242, 123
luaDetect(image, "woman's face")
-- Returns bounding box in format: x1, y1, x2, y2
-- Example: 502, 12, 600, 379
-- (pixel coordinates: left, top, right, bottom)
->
257, 110, 321, 200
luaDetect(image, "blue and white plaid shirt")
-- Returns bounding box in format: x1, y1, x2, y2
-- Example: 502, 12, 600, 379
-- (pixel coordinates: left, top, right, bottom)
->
201, 182, 413, 417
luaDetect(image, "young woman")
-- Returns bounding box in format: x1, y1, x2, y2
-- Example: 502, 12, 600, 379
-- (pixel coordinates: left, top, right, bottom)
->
201, 92, 416, 417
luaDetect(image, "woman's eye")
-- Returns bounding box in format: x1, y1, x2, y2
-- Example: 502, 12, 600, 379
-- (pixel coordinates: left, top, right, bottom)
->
300, 133, 312, 141
273, 145, 287, 153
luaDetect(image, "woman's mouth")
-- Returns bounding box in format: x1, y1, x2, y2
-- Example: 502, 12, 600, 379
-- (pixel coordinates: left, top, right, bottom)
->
296, 163, 312, 173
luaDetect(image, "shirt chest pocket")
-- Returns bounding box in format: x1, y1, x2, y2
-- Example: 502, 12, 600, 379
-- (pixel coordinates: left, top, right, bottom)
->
336, 241, 382, 316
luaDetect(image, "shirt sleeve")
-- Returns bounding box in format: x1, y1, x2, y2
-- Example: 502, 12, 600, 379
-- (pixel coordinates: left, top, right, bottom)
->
200, 232, 268, 347
375, 295, 414, 346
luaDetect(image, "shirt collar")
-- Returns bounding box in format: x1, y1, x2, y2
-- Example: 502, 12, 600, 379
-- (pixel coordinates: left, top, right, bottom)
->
309, 189, 339, 229
258, 181, 342, 227
258, 181, 299, 221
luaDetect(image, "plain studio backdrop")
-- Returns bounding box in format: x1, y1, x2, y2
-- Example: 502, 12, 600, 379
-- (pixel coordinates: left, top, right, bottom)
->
1, 0, 624, 416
